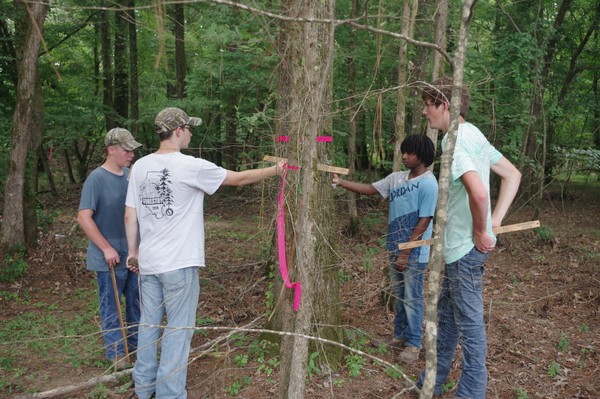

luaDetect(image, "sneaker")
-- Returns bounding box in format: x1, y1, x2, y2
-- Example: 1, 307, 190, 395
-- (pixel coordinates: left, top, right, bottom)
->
113, 358, 133, 371
397, 345, 420, 362
371, 336, 405, 351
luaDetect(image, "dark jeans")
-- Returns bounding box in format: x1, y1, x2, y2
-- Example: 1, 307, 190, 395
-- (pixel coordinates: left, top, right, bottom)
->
97, 267, 140, 360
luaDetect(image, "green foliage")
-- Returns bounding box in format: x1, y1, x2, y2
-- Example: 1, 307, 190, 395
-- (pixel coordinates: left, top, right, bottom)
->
1, 244, 28, 283
516, 387, 530, 399
87, 383, 110, 399
547, 361, 561, 377
345, 353, 365, 378
226, 376, 251, 396
535, 224, 554, 243
306, 351, 321, 378
557, 334, 569, 352
442, 379, 457, 393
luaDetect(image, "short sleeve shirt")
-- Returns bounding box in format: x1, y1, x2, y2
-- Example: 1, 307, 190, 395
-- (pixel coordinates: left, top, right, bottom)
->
125, 152, 227, 275
79, 167, 130, 271
372, 170, 438, 263
442, 122, 503, 263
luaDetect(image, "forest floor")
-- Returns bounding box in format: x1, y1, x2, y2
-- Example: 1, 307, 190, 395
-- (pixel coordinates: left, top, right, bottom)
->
1, 178, 599, 399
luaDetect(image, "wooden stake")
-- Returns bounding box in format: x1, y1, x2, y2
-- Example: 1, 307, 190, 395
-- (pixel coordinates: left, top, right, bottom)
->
263, 155, 350, 175
398, 220, 541, 250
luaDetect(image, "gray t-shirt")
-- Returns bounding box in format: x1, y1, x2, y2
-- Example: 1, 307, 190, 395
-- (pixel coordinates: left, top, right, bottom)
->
79, 166, 130, 272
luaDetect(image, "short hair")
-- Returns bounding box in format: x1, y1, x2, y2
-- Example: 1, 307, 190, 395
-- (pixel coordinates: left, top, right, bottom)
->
400, 134, 436, 167
421, 77, 470, 118
157, 130, 174, 142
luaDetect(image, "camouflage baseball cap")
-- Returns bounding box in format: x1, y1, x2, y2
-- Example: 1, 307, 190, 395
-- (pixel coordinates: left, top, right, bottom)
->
155, 107, 202, 134
104, 128, 142, 151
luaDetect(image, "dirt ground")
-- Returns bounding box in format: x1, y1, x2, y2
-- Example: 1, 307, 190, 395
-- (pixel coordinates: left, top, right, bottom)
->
1, 179, 599, 399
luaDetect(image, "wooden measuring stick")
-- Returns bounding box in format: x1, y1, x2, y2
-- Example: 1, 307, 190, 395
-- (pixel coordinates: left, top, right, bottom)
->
398, 220, 541, 250
263, 155, 350, 175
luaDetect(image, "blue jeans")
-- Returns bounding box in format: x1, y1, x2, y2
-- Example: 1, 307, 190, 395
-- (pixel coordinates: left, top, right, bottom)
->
418, 246, 489, 398
390, 261, 427, 348
97, 267, 140, 361
134, 267, 200, 399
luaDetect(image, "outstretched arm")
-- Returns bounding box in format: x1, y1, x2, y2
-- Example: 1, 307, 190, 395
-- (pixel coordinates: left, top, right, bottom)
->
222, 162, 284, 187
490, 157, 521, 227
332, 173, 378, 196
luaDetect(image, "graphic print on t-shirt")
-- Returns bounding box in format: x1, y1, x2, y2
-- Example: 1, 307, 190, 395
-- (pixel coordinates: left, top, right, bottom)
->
139, 169, 174, 219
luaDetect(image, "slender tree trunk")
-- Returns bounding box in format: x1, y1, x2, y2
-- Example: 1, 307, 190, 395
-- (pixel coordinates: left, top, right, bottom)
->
114, 2, 129, 120
420, 1, 476, 398
344, 0, 360, 235
427, 0, 448, 150
100, 9, 114, 130
393, 0, 418, 171
63, 149, 76, 184
174, 2, 185, 99
127, 0, 139, 135
521, 0, 572, 201
38, 145, 57, 196
2, 0, 47, 248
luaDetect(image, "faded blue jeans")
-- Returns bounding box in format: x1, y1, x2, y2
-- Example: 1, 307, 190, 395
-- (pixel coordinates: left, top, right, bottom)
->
390, 261, 427, 349
96, 267, 140, 361
134, 266, 200, 399
418, 246, 489, 399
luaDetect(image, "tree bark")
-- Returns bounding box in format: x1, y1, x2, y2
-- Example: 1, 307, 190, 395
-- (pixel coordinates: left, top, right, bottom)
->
393, 0, 418, 172
420, 1, 475, 398
274, 0, 342, 397
344, 0, 360, 235
2, 0, 47, 248
127, 0, 139, 134
427, 0, 448, 150
114, 1, 129, 120
174, 2, 186, 99
100, 9, 114, 130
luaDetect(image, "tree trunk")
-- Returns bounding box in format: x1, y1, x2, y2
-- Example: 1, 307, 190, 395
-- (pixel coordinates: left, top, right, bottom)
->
427, 0, 448, 150
274, 0, 342, 397
520, 0, 572, 202
344, 0, 360, 235
114, 2, 129, 120
174, 2, 185, 99
127, 0, 139, 135
2, 0, 47, 248
393, 0, 418, 172
420, 1, 476, 398
100, 9, 114, 130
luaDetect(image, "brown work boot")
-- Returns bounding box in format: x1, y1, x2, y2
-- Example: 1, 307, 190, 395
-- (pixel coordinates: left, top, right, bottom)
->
397, 345, 420, 362
371, 336, 405, 351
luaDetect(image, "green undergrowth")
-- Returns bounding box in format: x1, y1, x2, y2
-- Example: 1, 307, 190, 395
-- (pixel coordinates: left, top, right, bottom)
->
0, 287, 108, 395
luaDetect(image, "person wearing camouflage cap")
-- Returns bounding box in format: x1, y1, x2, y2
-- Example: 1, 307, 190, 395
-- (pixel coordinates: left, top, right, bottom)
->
124, 107, 283, 399
77, 127, 143, 371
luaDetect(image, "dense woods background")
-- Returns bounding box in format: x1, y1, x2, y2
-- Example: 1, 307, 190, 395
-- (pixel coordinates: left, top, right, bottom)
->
0, 0, 599, 398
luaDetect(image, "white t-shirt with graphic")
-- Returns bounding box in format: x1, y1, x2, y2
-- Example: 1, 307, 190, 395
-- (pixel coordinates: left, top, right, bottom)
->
126, 152, 227, 275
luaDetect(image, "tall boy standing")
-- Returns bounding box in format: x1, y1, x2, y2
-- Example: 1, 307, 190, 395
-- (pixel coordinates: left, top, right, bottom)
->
125, 107, 283, 399
417, 78, 521, 398
78, 128, 142, 370
333, 134, 438, 362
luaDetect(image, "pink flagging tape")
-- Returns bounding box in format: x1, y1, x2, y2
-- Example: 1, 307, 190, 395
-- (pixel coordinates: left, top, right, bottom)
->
276, 135, 333, 143
277, 165, 301, 311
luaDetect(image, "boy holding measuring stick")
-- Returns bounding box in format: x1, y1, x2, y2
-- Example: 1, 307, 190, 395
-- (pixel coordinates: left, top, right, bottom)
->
333, 133, 438, 362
